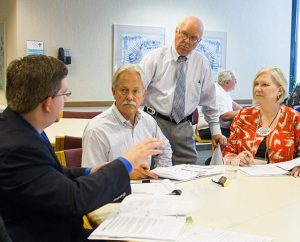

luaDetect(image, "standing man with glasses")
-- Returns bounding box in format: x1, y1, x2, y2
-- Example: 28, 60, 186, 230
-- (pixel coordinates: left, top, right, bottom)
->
140, 16, 226, 165
82, 64, 172, 179
0, 55, 164, 242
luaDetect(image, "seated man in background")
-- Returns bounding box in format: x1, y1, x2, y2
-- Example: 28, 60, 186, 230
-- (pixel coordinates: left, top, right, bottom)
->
197, 69, 242, 139
82, 64, 172, 179
0, 55, 164, 242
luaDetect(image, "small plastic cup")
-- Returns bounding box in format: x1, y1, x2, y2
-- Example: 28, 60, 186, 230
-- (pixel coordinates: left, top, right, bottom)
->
224, 156, 240, 180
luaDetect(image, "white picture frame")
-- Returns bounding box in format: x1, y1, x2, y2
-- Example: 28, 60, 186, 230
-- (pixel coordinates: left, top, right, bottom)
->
0, 23, 5, 90
196, 31, 227, 77
113, 24, 165, 72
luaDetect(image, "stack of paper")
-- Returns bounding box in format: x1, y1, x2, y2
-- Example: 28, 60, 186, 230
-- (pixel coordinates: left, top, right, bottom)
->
89, 194, 193, 241
151, 164, 223, 181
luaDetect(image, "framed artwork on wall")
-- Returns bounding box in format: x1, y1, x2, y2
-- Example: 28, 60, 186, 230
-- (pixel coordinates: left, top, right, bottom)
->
0, 23, 5, 90
196, 31, 227, 77
113, 24, 165, 72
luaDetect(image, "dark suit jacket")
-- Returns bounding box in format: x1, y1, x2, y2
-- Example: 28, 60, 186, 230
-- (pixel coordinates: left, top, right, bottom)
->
0, 108, 131, 242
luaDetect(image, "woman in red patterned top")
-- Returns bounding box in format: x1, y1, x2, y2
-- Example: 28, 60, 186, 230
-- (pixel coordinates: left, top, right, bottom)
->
222, 67, 300, 177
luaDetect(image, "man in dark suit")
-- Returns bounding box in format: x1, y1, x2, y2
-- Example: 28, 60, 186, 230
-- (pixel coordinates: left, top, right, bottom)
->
0, 55, 163, 242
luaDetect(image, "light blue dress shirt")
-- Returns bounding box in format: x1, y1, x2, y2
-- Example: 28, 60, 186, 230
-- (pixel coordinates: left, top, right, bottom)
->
82, 104, 172, 168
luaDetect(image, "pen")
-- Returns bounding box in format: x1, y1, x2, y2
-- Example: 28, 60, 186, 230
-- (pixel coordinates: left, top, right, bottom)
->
130, 179, 150, 184
130, 179, 161, 184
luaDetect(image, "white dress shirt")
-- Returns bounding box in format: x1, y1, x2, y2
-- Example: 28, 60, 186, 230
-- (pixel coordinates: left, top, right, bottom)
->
197, 82, 233, 130
139, 45, 221, 135
82, 104, 172, 168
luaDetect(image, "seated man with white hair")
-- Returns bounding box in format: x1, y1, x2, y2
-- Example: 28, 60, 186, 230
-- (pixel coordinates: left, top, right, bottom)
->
82, 64, 172, 180
197, 69, 242, 139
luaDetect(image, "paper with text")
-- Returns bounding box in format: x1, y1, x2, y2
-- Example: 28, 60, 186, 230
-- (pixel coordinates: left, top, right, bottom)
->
118, 194, 194, 216
239, 164, 287, 176
151, 164, 223, 181
89, 214, 186, 241
131, 179, 181, 195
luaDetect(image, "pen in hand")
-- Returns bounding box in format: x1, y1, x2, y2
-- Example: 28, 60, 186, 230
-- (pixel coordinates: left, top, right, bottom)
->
238, 151, 254, 166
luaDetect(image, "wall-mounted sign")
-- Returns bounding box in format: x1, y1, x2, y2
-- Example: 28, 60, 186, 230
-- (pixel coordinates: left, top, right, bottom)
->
26, 40, 44, 55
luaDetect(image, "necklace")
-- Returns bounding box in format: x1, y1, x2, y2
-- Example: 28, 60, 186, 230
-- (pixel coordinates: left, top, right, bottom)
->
256, 108, 280, 137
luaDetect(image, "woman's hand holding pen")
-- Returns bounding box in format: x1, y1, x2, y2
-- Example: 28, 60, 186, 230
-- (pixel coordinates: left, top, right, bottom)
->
238, 151, 254, 166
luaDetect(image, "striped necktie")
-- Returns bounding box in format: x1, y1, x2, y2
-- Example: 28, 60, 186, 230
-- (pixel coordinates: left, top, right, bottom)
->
171, 56, 187, 123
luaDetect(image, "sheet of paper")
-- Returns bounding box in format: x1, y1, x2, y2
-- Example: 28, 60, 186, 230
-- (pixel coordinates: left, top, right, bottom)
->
89, 213, 186, 241
177, 227, 273, 242
131, 179, 180, 195
239, 164, 287, 176
210, 143, 224, 165
275, 157, 300, 171
118, 194, 195, 216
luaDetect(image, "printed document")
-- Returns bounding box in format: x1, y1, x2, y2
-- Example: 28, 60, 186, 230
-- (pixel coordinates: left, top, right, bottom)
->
89, 194, 190, 241
131, 179, 181, 195
240, 157, 300, 176
151, 164, 223, 181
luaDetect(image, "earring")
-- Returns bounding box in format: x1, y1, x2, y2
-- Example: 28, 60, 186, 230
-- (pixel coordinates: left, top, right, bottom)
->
277, 95, 280, 101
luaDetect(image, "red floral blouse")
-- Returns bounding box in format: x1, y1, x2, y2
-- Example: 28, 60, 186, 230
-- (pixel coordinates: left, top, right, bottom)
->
222, 105, 300, 163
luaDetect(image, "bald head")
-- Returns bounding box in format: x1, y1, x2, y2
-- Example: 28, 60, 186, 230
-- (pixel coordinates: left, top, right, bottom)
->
177, 16, 204, 33
175, 16, 203, 56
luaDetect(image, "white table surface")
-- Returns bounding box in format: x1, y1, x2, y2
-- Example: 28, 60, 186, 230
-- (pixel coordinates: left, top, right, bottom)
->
44, 118, 89, 144
89, 169, 300, 242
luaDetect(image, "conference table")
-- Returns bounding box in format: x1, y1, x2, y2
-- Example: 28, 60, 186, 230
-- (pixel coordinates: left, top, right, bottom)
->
88, 169, 300, 242
44, 118, 89, 144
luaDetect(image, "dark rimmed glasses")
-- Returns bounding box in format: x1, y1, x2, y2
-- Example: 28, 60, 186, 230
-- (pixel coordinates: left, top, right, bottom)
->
52, 90, 72, 98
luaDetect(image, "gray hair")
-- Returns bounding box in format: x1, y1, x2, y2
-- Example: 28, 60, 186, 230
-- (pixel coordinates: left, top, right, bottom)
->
218, 69, 234, 85
112, 64, 144, 88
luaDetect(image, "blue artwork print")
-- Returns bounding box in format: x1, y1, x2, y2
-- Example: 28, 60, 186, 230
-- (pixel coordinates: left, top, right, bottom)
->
196, 36, 224, 77
121, 34, 164, 64
0, 24, 4, 90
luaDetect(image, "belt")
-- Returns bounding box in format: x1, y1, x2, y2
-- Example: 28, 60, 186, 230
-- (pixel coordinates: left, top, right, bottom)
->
143, 106, 192, 124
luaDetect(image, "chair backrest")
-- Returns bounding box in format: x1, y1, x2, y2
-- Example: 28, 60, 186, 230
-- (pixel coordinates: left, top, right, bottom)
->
55, 148, 82, 168
0, 216, 12, 242
194, 127, 214, 154
62, 111, 101, 119
54, 149, 92, 229
55, 135, 82, 152
194, 126, 211, 143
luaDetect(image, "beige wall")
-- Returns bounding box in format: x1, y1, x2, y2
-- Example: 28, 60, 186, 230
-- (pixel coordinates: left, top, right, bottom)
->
0, 0, 292, 105
0, 0, 17, 105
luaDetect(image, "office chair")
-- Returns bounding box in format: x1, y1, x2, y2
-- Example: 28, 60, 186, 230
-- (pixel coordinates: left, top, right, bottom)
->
61, 111, 101, 119
0, 216, 12, 242
55, 148, 82, 168
55, 148, 92, 229
54, 135, 82, 152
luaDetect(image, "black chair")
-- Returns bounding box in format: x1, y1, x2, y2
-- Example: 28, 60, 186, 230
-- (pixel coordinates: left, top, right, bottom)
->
0, 216, 12, 242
